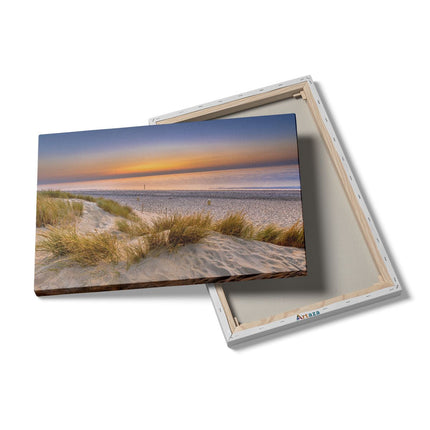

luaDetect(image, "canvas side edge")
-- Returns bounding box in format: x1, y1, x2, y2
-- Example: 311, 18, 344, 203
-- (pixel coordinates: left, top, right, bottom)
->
306, 80, 401, 291
207, 284, 233, 343
148, 76, 312, 125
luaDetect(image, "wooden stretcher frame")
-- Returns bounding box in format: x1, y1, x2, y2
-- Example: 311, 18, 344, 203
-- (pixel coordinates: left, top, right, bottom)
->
150, 76, 401, 346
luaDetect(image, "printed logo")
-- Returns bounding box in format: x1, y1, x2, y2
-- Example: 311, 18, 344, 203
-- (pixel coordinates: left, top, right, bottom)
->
297, 310, 320, 320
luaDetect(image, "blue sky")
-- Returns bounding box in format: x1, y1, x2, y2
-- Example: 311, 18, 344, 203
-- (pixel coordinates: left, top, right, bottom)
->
38, 114, 300, 190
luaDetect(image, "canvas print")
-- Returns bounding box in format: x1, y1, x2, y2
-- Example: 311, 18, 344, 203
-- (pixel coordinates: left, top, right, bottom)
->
35, 114, 307, 295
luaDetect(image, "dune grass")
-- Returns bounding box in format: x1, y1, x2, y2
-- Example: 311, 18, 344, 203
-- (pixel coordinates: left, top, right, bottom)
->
166, 223, 209, 249
213, 211, 255, 239
37, 212, 304, 268
37, 226, 120, 265
124, 238, 148, 267
116, 218, 150, 236
38, 190, 97, 202
37, 190, 305, 268
146, 230, 169, 251
37, 190, 135, 220
117, 210, 304, 257
254, 224, 283, 243
254, 220, 305, 248
36, 195, 83, 227
150, 212, 212, 249
212, 212, 304, 247
151, 212, 213, 233
95, 197, 134, 219
274, 221, 305, 248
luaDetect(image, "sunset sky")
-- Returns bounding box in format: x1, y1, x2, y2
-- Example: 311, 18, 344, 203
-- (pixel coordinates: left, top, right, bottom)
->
38, 114, 300, 190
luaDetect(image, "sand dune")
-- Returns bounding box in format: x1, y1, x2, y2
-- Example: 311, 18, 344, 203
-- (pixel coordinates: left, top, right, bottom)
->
74, 200, 119, 233
74, 200, 158, 233
124, 232, 306, 281
35, 199, 306, 294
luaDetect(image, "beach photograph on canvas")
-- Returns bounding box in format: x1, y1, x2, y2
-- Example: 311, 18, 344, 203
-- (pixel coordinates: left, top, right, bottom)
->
35, 114, 307, 295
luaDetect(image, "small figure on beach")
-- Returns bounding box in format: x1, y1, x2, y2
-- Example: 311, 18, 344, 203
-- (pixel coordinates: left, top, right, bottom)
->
207, 199, 211, 206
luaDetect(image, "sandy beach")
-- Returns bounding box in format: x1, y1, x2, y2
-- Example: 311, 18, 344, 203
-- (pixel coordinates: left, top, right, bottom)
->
35, 199, 306, 294
70, 189, 303, 228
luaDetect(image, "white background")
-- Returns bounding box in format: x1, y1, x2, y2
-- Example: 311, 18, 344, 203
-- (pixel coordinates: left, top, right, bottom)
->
1, 1, 429, 429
